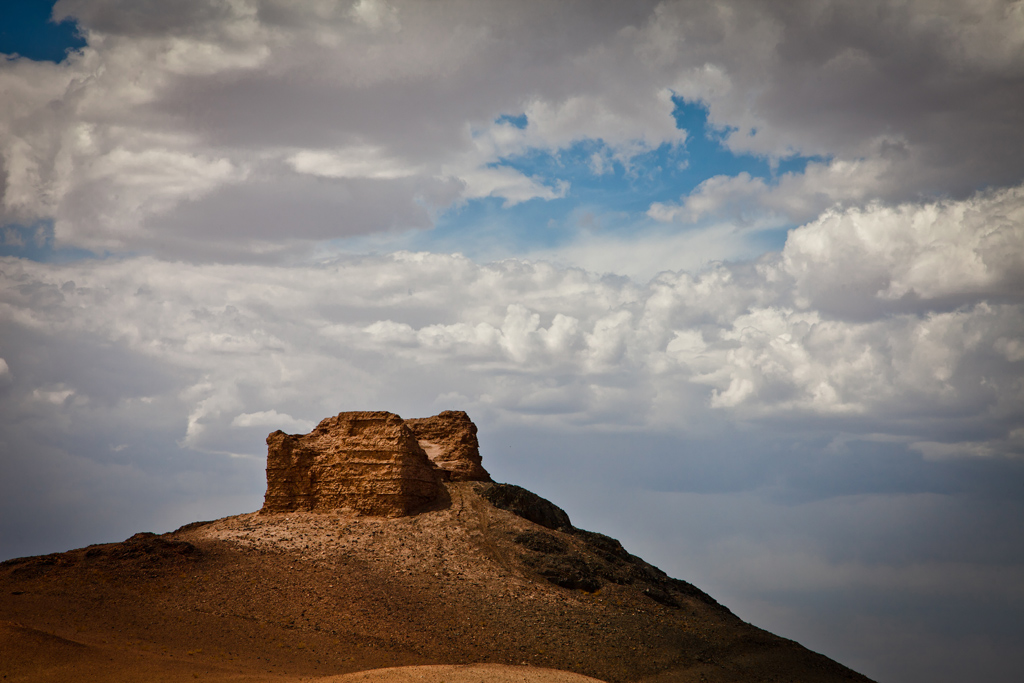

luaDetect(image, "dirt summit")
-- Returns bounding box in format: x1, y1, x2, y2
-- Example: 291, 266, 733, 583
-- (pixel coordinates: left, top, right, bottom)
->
0, 410, 875, 683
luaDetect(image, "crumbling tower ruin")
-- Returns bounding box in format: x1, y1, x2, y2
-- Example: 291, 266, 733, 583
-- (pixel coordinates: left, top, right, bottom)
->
261, 410, 491, 516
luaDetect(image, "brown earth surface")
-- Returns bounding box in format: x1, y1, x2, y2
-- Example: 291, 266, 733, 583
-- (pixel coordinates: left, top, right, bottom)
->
320, 663, 606, 683
0, 481, 875, 682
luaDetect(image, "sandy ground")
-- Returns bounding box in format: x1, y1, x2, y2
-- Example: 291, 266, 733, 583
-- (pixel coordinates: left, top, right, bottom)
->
319, 664, 607, 683
1, 620, 603, 683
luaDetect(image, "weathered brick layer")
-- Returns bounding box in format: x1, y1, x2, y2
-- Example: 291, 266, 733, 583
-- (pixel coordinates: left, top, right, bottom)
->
262, 410, 491, 516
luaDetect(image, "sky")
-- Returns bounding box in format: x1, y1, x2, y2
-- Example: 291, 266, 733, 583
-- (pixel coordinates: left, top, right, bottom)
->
0, 1, 1022, 682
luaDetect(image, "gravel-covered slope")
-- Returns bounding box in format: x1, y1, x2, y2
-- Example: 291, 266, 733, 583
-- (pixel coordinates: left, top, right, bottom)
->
0, 482, 874, 683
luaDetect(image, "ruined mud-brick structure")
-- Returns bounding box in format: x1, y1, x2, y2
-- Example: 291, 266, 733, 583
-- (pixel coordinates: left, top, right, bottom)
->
261, 410, 491, 516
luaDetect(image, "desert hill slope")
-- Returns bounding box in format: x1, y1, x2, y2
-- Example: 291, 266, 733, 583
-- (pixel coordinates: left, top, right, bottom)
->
0, 411, 875, 683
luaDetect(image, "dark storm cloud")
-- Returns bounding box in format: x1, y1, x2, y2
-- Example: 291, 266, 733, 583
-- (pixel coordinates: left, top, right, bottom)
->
143, 169, 463, 258
54, 0, 234, 36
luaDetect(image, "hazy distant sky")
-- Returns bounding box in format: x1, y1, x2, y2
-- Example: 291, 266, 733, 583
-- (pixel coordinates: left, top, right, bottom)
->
1, 2, 1022, 682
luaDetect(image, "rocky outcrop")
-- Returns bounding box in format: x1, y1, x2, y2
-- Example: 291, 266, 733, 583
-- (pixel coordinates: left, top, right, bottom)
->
481, 484, 571, 530
405, 410, 491, 482
261, 409, 491, 516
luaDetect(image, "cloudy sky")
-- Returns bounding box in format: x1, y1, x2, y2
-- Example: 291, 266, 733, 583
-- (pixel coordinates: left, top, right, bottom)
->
2, 1, 1023, 681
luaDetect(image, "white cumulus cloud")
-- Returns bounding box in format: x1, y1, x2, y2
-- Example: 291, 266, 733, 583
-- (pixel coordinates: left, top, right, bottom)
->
1, 182, 1020, 459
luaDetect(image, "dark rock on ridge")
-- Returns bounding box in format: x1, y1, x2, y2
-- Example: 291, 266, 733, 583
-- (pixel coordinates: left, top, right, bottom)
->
500, 492, 723, 609
480, 483, 573, 530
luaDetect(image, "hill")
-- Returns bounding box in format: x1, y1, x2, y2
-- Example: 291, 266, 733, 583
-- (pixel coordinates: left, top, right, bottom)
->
0, 411, 874, 682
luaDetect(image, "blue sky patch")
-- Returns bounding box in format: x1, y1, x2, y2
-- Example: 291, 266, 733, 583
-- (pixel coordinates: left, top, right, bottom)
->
0, 1, 85, 63
0, 222, 98, 262
495, 113, 528, 129
422, 98, 820, 260
485, 97, 822, 214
